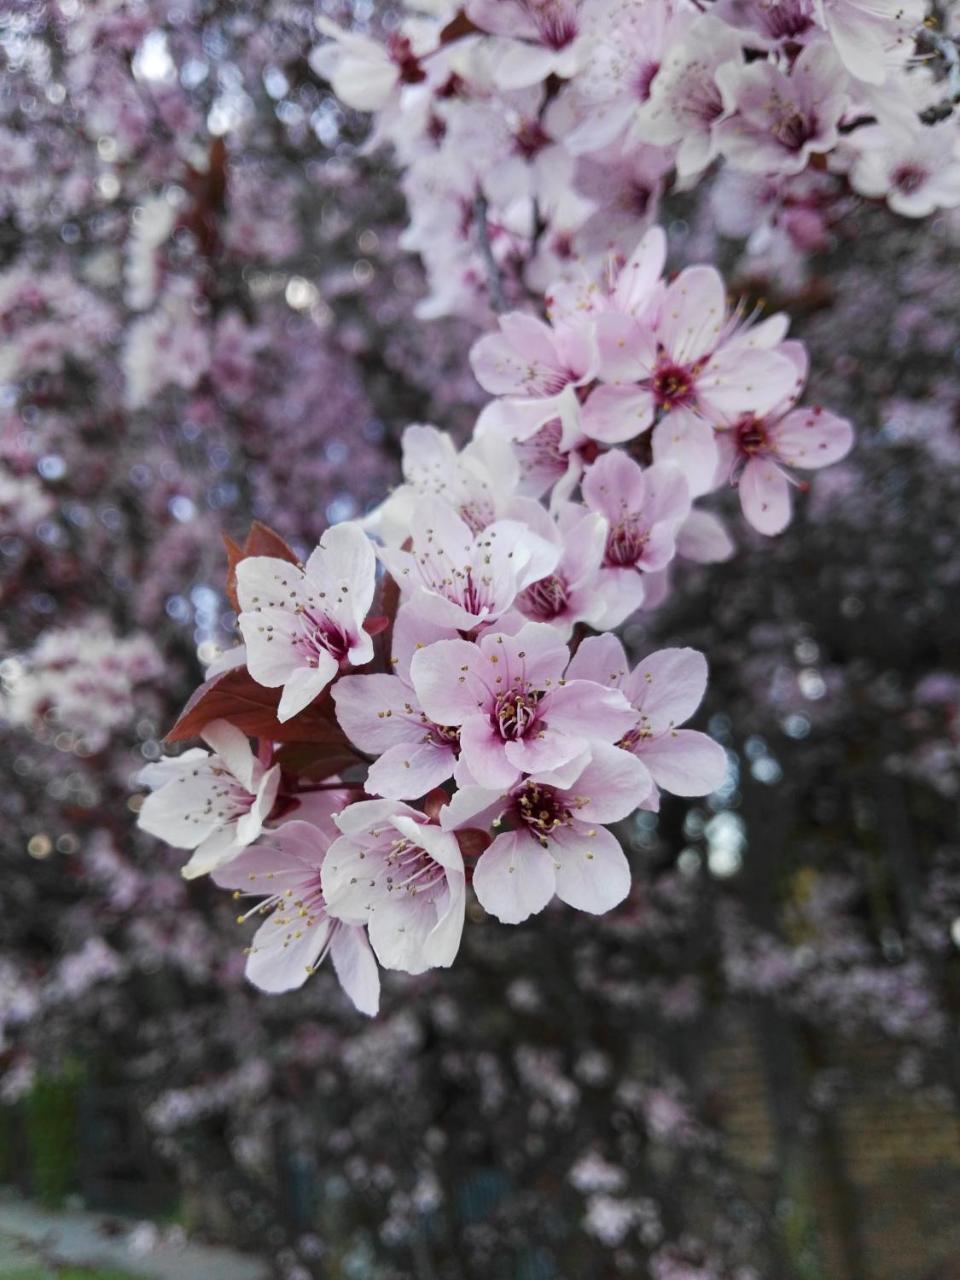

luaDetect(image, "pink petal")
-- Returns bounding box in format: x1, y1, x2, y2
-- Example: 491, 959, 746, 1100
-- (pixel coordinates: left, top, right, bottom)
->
409, 638, 493, 726
551, 823, 631, 915
625, 647, 709, 730
658, 266, 726, 365
582, 449, 647, 519
594, 313, 657, 383
200, 719, 257, 791
364, 739, 455, 800
306, 521, 377, 624
276, 659, 338, 722
546, 680, 639, 741
459, 714, 522, 790
697, 348, 801, 420
472, 831, 557, 924
651, 407, 719, 497
739, 457, 792, 535
640, 728, 728, 797
769, 407, 854, 471
246, 911, 333, 994
614, 226, 666, 316
580, 384, 656, 444
330, 924, 380, 1015
333, 673, 426, 753
564, 633, 629, 689
566, 743, 653, 822
677, 510, 735, 563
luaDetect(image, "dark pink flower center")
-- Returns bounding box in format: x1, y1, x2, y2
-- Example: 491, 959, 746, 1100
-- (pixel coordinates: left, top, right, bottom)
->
387, 33, 426, 84
514, 118, 552, 159
382, 836, 445, 900
513, 780, 571, 844
605, 517, 648, 567
518, 573, 569, 621
531, 1, 579, 50
294, 608, 351, 666
493, 686, 543, 740
771, 107, 815, 153
735, 415, 769, 456
892, 164, 927, 195
652, 361, 695, 409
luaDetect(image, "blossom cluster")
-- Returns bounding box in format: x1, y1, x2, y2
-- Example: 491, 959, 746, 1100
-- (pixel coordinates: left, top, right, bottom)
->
137, 225, 855, 1014
3, 619, 163, 754
314, 0, 960, 318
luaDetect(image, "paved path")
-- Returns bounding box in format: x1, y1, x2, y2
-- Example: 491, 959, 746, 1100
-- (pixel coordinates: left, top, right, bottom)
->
0, 1194, 270, 1279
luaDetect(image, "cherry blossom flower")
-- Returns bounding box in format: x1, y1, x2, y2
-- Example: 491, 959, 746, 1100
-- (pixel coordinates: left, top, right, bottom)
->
712, 0, 818, 48
409, 620, 639, 790
844, 119, 960, 219
333, 605, 461, 801
237, 522, 377, 722
309, 16, 439, 111
365, 423, 541, 546
211, 819, 379, 1011
716, 41, 847, 176
583, 264, 799, 493
545, 225, 666, 327
514, 504, 634, 636
633, 16, 743, 178
566, 636, 728, 810
322, 801, 466, 974
581, 453, 691, 596
470, 312, 598, 439
378, 496, 558, 631
137, 720, 280, 880
713, 344, 854, 533
555, 1, 693, 156
441, 743, 650, 923
466, 0, 587, 89
815, 0, 924, 86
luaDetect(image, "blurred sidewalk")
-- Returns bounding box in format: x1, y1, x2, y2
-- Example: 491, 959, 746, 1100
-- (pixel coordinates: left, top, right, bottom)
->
0, 1191, 269, 1278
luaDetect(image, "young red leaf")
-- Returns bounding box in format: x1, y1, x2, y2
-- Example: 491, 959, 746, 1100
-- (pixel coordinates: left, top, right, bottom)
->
166, 666, 344, 744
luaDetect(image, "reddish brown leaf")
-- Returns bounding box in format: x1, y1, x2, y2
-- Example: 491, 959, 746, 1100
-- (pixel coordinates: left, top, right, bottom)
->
222, 533, 244, 612
166, 667, 343, 744
244, 520, 299, 564
456, 828, 492, 860
439, 9, 480, 43
363, 615, 389, 637
274, 739, 363, 783
223, 520, 299, 614
422, 788, 450, 822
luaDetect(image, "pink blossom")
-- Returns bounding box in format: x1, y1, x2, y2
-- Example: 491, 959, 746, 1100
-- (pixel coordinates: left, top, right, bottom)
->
633, 16, 743, 178
566, 636, 728, 809
582, 264, 798, 493
816, 0, 924, 85
470, 311, 598, 438
546, 225, 666, 327
466, 0, 586, 89
333, 605, 461, 801
409, 621, 638, 790
844, 118, 960, 218
378, 496, 558, 631
442, 743, 650, 923
137, 720, 281, 879
211, 819, 379, 1011
713, 345, 854, 534
716, 40, 847, 176
237, 522, 377, 722
322, 801, 466, 974
514, 505, 631, 636
581, 453, 690, 601
365, 423, 540, 545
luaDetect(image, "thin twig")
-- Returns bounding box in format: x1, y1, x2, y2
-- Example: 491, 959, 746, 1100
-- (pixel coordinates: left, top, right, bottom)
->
473, 191, 506, 314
